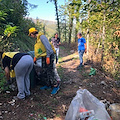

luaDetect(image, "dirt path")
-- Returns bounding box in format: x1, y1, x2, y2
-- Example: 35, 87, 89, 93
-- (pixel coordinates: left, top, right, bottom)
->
0, 45, 120, 120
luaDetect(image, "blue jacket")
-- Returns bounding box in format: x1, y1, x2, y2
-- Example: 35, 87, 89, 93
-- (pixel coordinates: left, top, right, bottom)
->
78, 37, 86, 50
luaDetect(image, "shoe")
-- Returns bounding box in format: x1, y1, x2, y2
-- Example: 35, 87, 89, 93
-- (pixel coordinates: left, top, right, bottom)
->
51, 86, 60, 95
40, 86, 51, 90
25, 95, 31, 99
77, 65, 83, 70
13, 96, 25, 101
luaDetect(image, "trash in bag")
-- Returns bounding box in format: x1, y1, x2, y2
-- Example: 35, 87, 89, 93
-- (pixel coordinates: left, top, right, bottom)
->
89, 68, 96, 76
65, 89, 111, 120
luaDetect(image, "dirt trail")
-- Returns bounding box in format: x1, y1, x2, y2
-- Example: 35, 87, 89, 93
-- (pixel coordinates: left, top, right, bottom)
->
0, 45, 120, 120
59, 45, 120, 101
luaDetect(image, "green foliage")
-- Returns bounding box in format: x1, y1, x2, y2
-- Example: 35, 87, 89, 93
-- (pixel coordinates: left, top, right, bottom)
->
80, 0, 120, 79
48, 0, 60, 38
59, 0, 85, 42
0, 0, 27, 25
0, 0, 38, 91
0, 10, 7, 21
0, 67, 8, 91
89, 68, 96, 76
19, 18, 36, 35
58, 0, 120, 79
13, 34, 34, 52
0, 0, 37, 52
4, 25, 18, 37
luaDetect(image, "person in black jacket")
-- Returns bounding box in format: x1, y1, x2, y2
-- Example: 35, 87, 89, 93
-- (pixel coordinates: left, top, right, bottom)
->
1, 52, 33, 100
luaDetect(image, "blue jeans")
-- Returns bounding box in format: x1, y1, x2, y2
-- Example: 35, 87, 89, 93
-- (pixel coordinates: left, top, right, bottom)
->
78, 50, 85, 66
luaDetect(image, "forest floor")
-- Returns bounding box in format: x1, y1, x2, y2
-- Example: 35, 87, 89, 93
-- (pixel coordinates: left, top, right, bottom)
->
0, 44, 120, 120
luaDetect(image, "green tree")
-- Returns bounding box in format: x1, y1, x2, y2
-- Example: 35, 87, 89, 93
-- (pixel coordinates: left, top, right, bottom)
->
59, 1, 69, 42
81, 0, 120, 77
68, 0, 75, 44
47, 0, 61, 38
0, 0, 37, 51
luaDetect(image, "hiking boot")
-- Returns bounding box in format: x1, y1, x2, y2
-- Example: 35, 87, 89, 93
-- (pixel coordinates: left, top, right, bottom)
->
40, 86, 51, 90
51, 86, 60, 95
25, 94, 31, 99
77, 65, 83, 70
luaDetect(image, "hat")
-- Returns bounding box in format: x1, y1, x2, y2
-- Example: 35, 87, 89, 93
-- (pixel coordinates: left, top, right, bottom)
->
28, 27, 37, 36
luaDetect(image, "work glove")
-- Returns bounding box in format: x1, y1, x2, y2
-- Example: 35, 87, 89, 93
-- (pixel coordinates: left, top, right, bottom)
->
33, 57, 37, 63
46, 57, 50, 65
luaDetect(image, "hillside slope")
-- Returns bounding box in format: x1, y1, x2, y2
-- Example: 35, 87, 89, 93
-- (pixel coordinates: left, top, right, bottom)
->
30, 18, 57, 38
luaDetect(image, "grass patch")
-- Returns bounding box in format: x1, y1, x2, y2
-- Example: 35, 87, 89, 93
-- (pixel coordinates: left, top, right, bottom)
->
56, 114, 61, 117
47, 106, 53, 111
37, 103, 45, 109
60, 46, 71, 55
58, 57, 63, 63
82, 72, 89, 77
57, 65, 64, 75
0, 67, 10, 91
57, 65, 69, 82
60, 46, 65, 50
38, 114, 46, 119
58, 91, 64, 96
73, 57, 79, 60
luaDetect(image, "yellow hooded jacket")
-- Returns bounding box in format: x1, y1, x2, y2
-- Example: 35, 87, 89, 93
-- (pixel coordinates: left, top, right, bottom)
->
2, 52, 19, 78
2, 52, 19, 59
34, 32, 56, 58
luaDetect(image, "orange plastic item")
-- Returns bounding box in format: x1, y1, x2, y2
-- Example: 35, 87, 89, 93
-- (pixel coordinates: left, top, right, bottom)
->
79, 107, 88, 112
34, 57, 37, 63
46, 57, 50, 65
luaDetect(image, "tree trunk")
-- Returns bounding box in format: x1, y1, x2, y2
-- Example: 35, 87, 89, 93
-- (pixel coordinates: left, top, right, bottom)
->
64, 0, 67, 41
65, 20, 67, 41
54, 0, 60, 39
75, 19, 79, 42
68, 0, 75, 44
68, 18, 73, 44
101, 10, 106, 64
96, 32, 101, 54
87, 0, 91, 59
75, 27, 78, 42
75, 19, 78, 42
75, 6, 80, 42
87, 16, 89, 58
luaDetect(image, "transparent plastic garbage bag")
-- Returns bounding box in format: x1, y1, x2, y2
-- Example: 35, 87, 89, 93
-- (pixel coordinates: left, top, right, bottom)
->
65, 89, 111, 120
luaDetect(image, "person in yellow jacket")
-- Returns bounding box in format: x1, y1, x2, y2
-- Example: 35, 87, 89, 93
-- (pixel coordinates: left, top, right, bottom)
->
28, 27, 61, 94
0, 52, 33, 100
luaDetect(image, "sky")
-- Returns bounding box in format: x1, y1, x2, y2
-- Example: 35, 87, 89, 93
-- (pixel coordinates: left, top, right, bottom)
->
27, 0, 65, 21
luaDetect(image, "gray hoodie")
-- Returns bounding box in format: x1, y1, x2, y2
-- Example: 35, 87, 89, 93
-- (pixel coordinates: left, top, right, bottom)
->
40, 35, 54, 57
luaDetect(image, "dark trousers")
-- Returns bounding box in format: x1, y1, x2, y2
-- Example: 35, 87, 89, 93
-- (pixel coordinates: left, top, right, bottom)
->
46, 54, 58, 87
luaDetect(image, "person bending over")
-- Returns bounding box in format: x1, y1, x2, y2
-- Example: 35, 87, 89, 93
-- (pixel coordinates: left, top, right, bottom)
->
1, 52, 33, 100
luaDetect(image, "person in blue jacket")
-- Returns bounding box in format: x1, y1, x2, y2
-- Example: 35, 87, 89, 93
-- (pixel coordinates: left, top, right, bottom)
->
77, 33, 87, 69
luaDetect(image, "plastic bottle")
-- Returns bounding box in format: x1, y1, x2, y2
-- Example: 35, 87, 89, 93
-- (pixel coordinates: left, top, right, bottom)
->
79, 110, 95, 119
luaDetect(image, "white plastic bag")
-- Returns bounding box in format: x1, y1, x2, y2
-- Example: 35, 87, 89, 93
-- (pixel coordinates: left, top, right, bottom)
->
36, 58, 42, 67
65, 89, 111, 120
